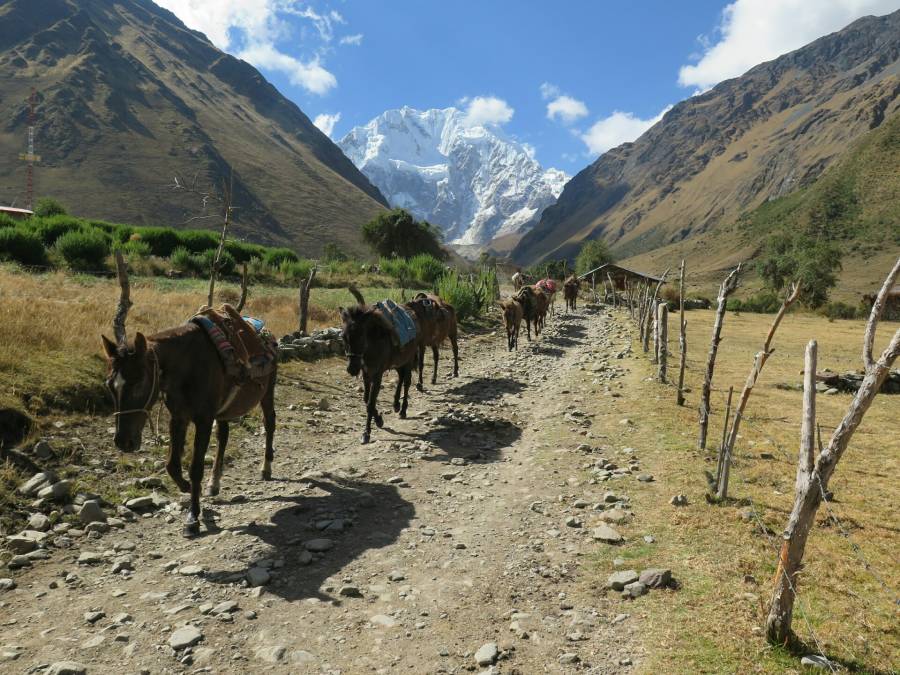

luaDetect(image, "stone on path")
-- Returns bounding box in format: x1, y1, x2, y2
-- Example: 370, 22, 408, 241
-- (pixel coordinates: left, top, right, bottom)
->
639, 568, 672, 589
18, 472, 55, 496
246, 567, 270, 587
623, 581, 647, 598
591, 523, 623, 543
0, 578, 16, 591
77, 551, 103, 565
27, 513, 51, 531
304, 538, 334, 552
168, 625, 203, 650
474, 642, 499, 666
669, 494, 688, 507
78, 501, 106, 525
801, 655, 835, 670
46, 662, 86, 675
369, 614, 397, 628
178, 564, 204, 576
606, 570, 639, 591
255, 646, 287, 663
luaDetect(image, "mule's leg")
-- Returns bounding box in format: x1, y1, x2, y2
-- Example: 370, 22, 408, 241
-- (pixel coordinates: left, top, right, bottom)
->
362, 372, 371, 403
415, 345, 425, 392
431, 345, 439, 385
167, 417, 190, 493
261, 374, 277, 481
449, 332, 459, 378
400, 365, 412, 418
205, 421, 228, 497
393, 370, 402, 413
362, 372, 383, 444
184, 418, 213, 537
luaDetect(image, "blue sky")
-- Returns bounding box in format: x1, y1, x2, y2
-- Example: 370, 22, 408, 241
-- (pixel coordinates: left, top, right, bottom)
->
157, 0, 900, 172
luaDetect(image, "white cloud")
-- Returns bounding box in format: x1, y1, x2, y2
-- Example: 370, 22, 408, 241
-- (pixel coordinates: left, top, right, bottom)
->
313, 112, 341, 137
679, 0, 900, 90
238, 42, 336, 94
539, 82, 560, 100
580, 106, 672, 156
462, 96, 514, 127
339, 33, 364, 46
546, 95, 589, 124
154, 0, 355, 95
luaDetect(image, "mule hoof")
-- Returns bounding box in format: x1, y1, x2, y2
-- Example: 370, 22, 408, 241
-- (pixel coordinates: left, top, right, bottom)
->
374, 414, 384, 428
400, 410, 407, 419
431, 378, 437, 385
361, 432, 370, 444
182, 521, 200, 538
176, 480, 191, 494
393, 400, 401, 413
415, 383, 424, 392
204, 485, 219, 497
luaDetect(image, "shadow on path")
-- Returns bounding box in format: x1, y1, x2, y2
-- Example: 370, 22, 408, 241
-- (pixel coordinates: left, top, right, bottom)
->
204, 476, 412, 603
445, 377, 526, 402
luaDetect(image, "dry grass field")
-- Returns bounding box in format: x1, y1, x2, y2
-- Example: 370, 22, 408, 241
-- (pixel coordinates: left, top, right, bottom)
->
0, 264, 413, 414
602, 307, 899, 673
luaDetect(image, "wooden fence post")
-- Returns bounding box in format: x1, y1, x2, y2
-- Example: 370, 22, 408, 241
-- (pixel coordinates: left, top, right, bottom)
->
298, 264, 318, 335
235, 263, 249, 312
657, 302, 668, 383
652, 301, 660, 364
643, 270, 669, 354
714, 385, 734, 489
677, 259, 687, 406
698, 264, 741, 451
766, 256, 900, 644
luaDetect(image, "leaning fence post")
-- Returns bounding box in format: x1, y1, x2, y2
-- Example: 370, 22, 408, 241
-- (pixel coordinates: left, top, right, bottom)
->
699, 264, 741, 451
715, 385, 735, 500
766, 256, 900, 644
298, 264, 317, 335
676, 259, 687, 405
657, 302, 668, 382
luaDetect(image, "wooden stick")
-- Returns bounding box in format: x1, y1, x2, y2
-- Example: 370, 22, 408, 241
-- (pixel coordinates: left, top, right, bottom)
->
714, 385, 734, 490
715, 385, 735, 500
677, 259, 687, 406
235, 263, 249, 312
698, 264, 741, 451
721, 281, 801, 463
657, 302, 668, 382
766, 257, 900, 644
113, 250, 132, 349
298, 264, 318, 334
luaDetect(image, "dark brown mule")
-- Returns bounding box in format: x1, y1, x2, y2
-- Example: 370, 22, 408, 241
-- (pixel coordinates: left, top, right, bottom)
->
407, 292, 459, 390
500, 297, 523, 351
564, 275, 579, 312
101, 261, 276, 537
514, 285, 544, 340
340, 287, 419, 444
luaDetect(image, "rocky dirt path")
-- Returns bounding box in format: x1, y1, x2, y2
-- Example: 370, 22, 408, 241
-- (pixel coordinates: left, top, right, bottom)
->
1, 305, 673, 674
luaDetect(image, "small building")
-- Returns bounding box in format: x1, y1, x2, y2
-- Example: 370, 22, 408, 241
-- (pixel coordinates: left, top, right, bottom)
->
578, 262, 666, 289
0, 206, 34, 221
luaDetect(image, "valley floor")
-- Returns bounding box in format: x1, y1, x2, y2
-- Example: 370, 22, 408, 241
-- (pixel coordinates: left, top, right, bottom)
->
1, 303, 897, 674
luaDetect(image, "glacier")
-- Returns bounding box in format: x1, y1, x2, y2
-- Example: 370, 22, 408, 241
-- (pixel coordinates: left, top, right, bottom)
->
338, 106, 568, 247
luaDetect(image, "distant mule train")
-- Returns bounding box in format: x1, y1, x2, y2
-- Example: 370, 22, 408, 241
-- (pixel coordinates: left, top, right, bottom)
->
102, 256, 579, 536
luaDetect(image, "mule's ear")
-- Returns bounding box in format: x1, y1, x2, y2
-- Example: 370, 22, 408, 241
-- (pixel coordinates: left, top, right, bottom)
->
133, 332, 147, 356
101, 335, 118, 359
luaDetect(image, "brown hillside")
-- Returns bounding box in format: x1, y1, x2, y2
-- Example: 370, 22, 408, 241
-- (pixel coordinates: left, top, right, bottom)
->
0, 0, 387, 254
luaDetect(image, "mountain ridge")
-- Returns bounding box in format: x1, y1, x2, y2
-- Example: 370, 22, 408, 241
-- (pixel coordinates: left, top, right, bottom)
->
513, 10, 900, 269
0, 0, 387, 254
339, 106, 567, 248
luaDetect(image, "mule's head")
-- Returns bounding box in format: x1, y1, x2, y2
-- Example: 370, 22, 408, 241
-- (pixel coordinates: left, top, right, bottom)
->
101, 332, 158, 452
339, 305, 369, 377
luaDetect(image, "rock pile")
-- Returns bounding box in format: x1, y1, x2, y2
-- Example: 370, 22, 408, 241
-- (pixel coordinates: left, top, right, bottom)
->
278, 327, 344, 362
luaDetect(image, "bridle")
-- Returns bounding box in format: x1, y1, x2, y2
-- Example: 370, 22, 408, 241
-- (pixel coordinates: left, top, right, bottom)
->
112, 349, 161, 426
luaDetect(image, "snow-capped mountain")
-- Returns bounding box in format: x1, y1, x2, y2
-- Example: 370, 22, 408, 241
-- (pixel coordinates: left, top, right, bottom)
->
338, 107, 568, 246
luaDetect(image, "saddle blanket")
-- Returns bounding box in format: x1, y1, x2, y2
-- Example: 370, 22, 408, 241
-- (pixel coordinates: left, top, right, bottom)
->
375, 299, 417, 346
192, 311, 278, 381
537, 278, 558, 294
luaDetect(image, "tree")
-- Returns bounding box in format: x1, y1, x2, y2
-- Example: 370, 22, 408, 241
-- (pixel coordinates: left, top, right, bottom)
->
361, 209, 446, 260
575, 239, 614, 276
322, 242, 347, 263
757, 232, 841, 309
34, 197, 67, 217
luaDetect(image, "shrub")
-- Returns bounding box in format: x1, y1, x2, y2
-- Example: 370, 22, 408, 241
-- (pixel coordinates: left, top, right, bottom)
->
119, 239, 152, 259
434, 270, 482, 322
0, 213, 19, 229
757, 231, 842, 309
408, 253, 446, 285
821, 301, 865, 321
575, 239, 614, 276
362, 208, 446, 260
0, 228, 47, 266
33, 197, 67, 217
178, 230, 221, 253
729, 291, 783, 314
170, 246, 200, 274
28, 215, 86, 246
54, 229, 110, 271
379, 256, 411, 283
225, 240, 267, 263
263, 247, 299, 267
323, 242, 348, 263
278, 259, 313, 282
134, 227, 181, 257
195, 249, 236, 277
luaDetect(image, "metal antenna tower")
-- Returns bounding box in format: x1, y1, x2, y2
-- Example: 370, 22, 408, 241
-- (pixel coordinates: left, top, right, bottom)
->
18, 88, 40, 210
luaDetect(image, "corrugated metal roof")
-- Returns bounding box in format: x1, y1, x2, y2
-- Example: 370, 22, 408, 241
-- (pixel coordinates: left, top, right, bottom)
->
577, 262, 666, 283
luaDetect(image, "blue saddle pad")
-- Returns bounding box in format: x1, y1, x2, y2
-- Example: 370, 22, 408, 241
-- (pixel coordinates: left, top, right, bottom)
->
375, 299, 417, 346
